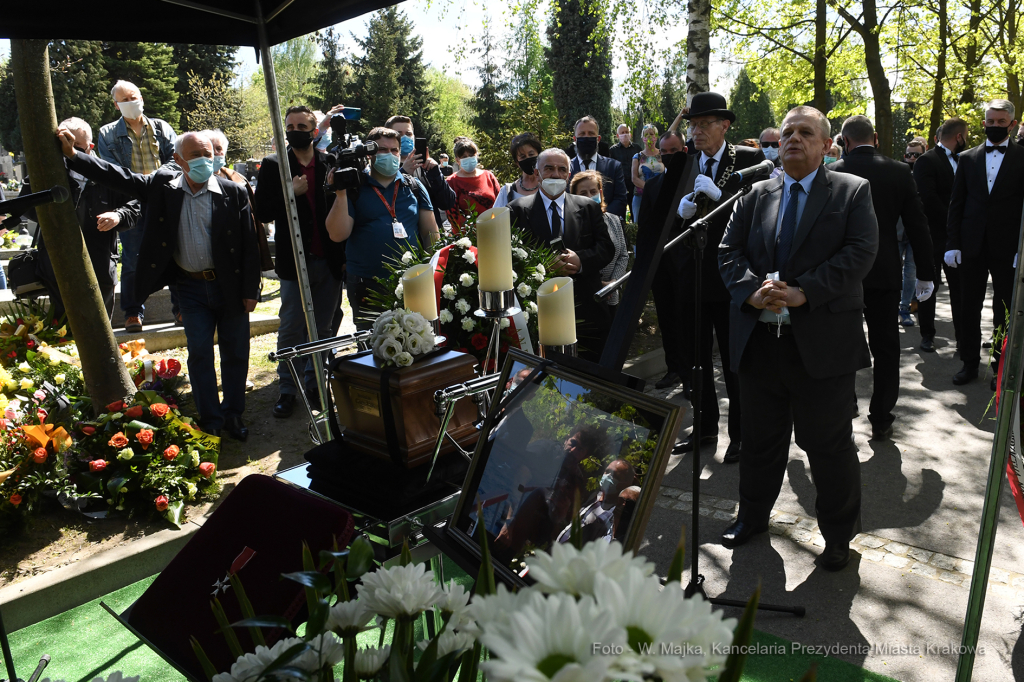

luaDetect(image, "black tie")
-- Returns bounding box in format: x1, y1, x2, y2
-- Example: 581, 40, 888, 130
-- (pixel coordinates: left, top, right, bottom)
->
952, 152, 960, 162
703, 158, 715, 178
987, 146, 1006, 154
550, 201, 561, 239
775, 183, 804, 278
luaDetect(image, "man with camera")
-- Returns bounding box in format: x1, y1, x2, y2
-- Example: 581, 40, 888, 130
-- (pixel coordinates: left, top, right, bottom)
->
325, 127, 439, 327
255, 105, 345, 419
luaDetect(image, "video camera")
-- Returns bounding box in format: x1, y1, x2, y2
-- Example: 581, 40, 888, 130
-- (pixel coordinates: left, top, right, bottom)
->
325, 108, 378, 193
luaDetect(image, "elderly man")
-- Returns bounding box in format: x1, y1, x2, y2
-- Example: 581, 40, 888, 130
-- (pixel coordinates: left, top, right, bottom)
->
509, 148, 614, 361
718, 106, 878, 570
759, 127, 781, 168
96, 80, 177, 333
58, 128, 260, 441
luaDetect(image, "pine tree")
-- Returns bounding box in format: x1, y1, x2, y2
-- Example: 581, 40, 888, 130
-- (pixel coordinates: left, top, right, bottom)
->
49, 41, 111, 136
0, 61, 20, 153
470, 23, 504, 143
546, 0, 614, 136
169, 44, 238, 131
101, 42, 179, 128
659, 57, 687, 129
727, 69, 775, 144
313, 27, 352, 113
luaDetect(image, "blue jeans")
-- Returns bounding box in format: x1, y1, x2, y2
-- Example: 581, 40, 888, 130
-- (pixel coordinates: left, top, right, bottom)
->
172, 277, 250, 432
899, 240, 916, 312
631, 194, 643, 225
277, 259, 342, 396
118, 226, 146, 318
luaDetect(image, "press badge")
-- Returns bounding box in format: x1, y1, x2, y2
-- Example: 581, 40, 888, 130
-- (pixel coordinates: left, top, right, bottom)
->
392, 220, 408, 239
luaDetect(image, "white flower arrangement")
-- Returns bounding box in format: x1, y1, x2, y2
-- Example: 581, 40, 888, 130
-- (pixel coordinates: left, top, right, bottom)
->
459, 272, 475, 287
462, 250, 477, 265
455, 298, 471, 315
439, 309, 454, 324
441, 284, 457, 300
517, 283, 532, 298
401, 251, 414, 264
461, 317, 476, 331
369, 309, 436, 368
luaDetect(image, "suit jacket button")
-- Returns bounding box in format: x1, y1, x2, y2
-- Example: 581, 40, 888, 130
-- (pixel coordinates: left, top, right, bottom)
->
161, 242, 167, 247
230, 248, 235, 253
159, 217, 164, 222
235, 269, 240, 274
151, 263, 157, 268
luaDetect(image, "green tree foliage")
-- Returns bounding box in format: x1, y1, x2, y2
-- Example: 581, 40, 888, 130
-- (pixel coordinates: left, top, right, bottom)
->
169, 44, 237, 132
658, 56, 687, 129
470, 22, 505, 143
183, 72, 250, 161
312, 27, 353, 113
427, 68, 477, 157
101, 42, 179, 127
49, 41, 111, 137
236, 72, 274, 161
0, 61, 20, 153
727, 68, 776, 143
268, 37, 321, 116
546, 0, 614, 136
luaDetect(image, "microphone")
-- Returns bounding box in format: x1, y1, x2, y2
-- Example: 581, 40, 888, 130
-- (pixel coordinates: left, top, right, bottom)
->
732, 159, 776, 184
0, 185, 70, 219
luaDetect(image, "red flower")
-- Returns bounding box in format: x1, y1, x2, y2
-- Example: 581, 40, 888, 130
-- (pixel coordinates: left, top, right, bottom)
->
25, 340, 34, 349
136, 429, 154, 449
106, 400, 124, 412
198, 462, 216, 478
155, 495, 169, 512
470, 333, 489, 351
124, 405, 144, 419
118, 343, 128, 351
7, 351, 16, 359
81, 425, 96, 435
156, 358, 182, 379
150, 403, 170, 418
108, 432, 128, 448
9, 493, 21, 507
31, 447, 47, 464
52, 318, 58, 326
36, 409, 47, 423
0, 419, 7, 431
89, 459, 107, 472
163, 444, 180, 461
15, 318, 23, 326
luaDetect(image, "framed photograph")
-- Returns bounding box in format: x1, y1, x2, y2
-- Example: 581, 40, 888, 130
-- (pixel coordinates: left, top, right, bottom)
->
448, 349, 684, 586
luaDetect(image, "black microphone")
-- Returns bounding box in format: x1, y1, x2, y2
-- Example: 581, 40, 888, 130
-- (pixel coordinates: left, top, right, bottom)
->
732, 159, 776, 184
0, 185, 70, 219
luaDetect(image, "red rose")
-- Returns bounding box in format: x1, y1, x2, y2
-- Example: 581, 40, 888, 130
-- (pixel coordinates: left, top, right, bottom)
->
52, 318, 58, 326
89, 459, 107, 472
7, 351, 16, 359
108, 432, 129, 448
136, 429, 154, 449
81, 425, 96, 435
15, 319, 23, 326
36, 409, 47, 423
106, 400, 125, 412
198, 462, 216, 478
155, 495, 169, 512
31, 447, 47, 464
9, 493, 21, 507
470, 333, 489, 351
150, 403, 170, 418
124, 405, 144, 419
156, 358, 182, 379
26, 340, 34, 349
163, 444, 180, 461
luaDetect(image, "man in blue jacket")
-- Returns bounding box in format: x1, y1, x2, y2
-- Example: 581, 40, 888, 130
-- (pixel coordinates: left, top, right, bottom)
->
568, 116, 629, 221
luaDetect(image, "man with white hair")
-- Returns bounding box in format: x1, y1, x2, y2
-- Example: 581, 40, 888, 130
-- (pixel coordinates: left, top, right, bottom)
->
57, 127, 260, 442
96, 79, 177, 333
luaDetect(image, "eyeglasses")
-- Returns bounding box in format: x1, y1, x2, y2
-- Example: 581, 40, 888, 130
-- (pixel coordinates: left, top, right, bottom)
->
688, 119, 724, 132
904, 151, 922, 158
760, 141, 780, 148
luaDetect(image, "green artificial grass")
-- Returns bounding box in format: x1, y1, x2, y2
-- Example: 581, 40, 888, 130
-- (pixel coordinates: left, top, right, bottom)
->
6, 559, 899, 682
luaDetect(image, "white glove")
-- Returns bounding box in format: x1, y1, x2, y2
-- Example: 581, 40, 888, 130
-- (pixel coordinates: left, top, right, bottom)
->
915, 280, 934, 302
678, 193, 698, 219
1014, 253, 1018, 268
944, 250, 962, 268
693, 174, 723, 202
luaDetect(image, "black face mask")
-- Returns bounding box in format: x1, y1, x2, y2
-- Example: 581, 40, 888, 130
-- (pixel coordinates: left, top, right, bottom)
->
985, 125, 1011, 145
954, 136, 968, 154
286, 130, 314, 150
518, 156, 538, 175
660, 152, 675, 168
575, 136, 598, 158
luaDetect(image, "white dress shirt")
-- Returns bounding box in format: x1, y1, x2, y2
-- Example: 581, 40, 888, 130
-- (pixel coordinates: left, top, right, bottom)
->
575, 155, 598, 172
698, 142, 727, 178
985, 138, 1009, 192
936, 142, 959, 173
539, 191, 566, 237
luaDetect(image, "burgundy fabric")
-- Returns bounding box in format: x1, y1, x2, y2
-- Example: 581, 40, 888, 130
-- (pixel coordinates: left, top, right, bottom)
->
126, 474, 355, 679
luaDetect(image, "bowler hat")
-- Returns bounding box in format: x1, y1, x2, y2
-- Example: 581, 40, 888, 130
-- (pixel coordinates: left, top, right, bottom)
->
683, 92, 736, 123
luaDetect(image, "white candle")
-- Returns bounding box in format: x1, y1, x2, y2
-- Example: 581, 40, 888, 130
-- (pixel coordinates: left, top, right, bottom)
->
402, 264, 437, 321
475, 207, 514, 291
537, 277, 576, 345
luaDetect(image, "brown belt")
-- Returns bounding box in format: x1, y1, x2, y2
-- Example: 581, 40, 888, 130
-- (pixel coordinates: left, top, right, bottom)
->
182, 269, 216, 281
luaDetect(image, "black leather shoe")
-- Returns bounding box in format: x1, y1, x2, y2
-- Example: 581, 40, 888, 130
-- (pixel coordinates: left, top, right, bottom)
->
952, 365, 979, 385
920, 335, 935, 352
655, 372, 682, 390
274, 394, 296, 418
870, 424, 894, 441
820, 543, 851, 571
224, 415, 249, 442
674, 433, 718, 453
721, 520, 769, 548
723, 440, 742, 464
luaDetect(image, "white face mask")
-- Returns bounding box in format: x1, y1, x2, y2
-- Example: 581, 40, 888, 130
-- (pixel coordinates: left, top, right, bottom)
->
762, 146, 779, 162
117, 100, 144, 120
542, 178, 567, 197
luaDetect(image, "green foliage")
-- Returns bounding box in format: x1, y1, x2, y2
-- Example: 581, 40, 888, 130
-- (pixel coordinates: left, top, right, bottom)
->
101, 42, 179, 126
426, 68, 477, 157
183, 72, 247, 161
0, 59, 21, 153
313, 28, 353, 113
546, 0, 614, 137
168, 44, 237, 131
658, 56, 688, 130
727, 69, 776, 143
470, 22, 505, 143
49, 41, 111, 139
269, 37, 322, 114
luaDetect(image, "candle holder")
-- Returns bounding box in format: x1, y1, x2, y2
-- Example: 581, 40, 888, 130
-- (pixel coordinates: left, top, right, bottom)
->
539, 343, 578, 359
430, 318, 447, 347
474, 289, 521, 319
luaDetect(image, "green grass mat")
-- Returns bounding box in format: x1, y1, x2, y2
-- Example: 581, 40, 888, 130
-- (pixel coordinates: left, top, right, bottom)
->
6, 558, 898, 682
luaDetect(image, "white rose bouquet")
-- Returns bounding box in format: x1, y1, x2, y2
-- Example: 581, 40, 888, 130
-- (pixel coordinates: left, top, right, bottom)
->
370, 309, 437, 368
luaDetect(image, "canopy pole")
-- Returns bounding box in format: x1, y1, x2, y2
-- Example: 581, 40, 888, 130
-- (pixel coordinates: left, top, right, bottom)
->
955, 208, 1024, 680
256, 0, 332, 439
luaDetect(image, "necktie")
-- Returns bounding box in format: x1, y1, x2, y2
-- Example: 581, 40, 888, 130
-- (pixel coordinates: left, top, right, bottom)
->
952, 152, 960, 162
550, 200, 561, 239
987, 146, 1006, 154
775, 183, 804, 278
703, 158, 715, 178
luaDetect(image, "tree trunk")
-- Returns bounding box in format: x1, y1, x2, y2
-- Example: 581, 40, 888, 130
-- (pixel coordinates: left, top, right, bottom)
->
813, 0, 829, 112
1004, 0, 1022, 117
859, 0, 894, 155
685, 0, 712, 102
10, 40, 135, 411
928, 0, 948, 141
959, 0, 983, 104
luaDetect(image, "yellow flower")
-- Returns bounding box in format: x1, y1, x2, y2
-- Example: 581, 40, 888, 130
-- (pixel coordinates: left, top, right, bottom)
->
17, 362, 30, 373
32, 320, 44, 334
4, 380, 15, 392
54, 373, 66, 385
19, 378, 33, 390
0, 395, 9, 410
56, 326, 67, 337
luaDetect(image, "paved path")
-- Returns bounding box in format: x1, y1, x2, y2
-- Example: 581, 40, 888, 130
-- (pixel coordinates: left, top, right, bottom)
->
637, 284, 1024, 681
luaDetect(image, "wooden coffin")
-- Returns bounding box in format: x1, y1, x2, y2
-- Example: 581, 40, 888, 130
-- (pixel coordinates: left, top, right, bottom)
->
331, 349, 480, 468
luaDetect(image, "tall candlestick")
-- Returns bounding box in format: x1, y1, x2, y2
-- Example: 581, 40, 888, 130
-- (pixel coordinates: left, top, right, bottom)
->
402, 264, 437, 321
537, 277, 576, 345
475, 207, 514, 291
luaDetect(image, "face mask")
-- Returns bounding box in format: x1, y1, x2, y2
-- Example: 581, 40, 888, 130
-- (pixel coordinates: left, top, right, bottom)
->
762, 147, 779, 162
374, 152, 401, 177
440, 160, 449, 167
954, 137, 967, 154
618, 133, 631, 145
985, 125, 1011, 144
315, 131, 332, 152
184, 156, 214, 184
117, 100, 144, 119
823, 156, 837, 165
590, 194, 603, 205
599, 473, 615, 494
212, 155, 226, 172
286, 130, 314, 150
400, 135, 415, 157
542, 178, 566, 197
575, 136, 598, 158
460, 156, 478, 172
518, 156, 538, 175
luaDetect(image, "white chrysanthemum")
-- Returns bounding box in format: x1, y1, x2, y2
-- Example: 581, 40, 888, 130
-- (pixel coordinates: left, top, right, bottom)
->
460, 273, 475, 287
455, 298, 471, 314
439, 309, 454, 324
394, 351, 414, 367
359, 562, 445, 619
401, 251, 414, 264
536, 263, 546, 275
514, 247, 529, 259
528, 301, 539, 313
456, 237, 472, 248
511, 270, 518, 282
461, 317, 475, 331
480, 592, 624, 682
395, 282, 404, 299
434, 582, 472, 629
354, 645, 390, 678
212, 633, 343, 682
417, 629, 476, 658
527, 541, 656, 597
533, 272, 545, 283
442, 284, 457, 300
522, 311, 530, 322
327, 598, 374, 636
500, 318, 511, 329
517, 283, 532, 297
186, 481, 198, 499
462, 250, 476, 264
462, 584, 536, 637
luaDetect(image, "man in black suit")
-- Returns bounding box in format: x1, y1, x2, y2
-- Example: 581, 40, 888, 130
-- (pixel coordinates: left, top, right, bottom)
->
945, 100, 1024, 388
58, 127, 261, 441
673, 92, 766, 462
509, 148, 614, 361
915, 118, 968, 353
718, 106, 878, 571
830, 116, 934, 440
568, 116, 629, 221
608, 124, 642, 221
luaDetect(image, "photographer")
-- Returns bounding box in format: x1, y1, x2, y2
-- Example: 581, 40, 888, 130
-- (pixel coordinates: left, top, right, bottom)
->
386, 115, 456, 230
255, 105, 345, 419
325, 127, 439, 329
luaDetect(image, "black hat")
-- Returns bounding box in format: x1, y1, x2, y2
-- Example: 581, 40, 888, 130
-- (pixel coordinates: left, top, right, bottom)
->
682, 92, 736, 123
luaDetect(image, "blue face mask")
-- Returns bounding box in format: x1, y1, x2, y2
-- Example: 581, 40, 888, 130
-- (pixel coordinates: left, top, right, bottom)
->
212, 155, 226, 172
823, 156, 837, 165
590, 194, 603, 205
460, 156, 478, 172
185, 156, 214, 184
599, 473, 615, 494
374, 152, 401, 178
400, 135, 415, 156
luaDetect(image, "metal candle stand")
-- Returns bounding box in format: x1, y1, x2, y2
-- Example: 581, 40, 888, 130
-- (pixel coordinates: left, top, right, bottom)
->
429, 318, 447, 348
540, 343, 578, 358
473, 289, 521, 378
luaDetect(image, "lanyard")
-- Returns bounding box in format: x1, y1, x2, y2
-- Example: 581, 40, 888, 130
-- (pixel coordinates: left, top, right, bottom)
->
371, 181, 401, 221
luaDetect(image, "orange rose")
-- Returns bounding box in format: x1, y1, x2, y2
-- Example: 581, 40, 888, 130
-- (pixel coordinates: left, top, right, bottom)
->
163, 444, 180, 461
31, 447, 47, 464
108, 432, 129, 448
9, 493, 22, 507
198, 462, 216, 478
136, 429, 154, 450
150, 403, 170, 418
89, 459, 107, 472
124, 405, 144, 419
155, 495, 169, 512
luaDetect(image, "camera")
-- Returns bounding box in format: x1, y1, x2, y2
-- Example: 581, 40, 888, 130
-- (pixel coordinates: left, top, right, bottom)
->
326, 111, 378, 193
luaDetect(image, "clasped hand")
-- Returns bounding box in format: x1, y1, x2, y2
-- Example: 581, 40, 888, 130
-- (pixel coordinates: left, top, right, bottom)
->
746, 279, 806, 313
553, 249, 582, 275
693, 174, 722, 202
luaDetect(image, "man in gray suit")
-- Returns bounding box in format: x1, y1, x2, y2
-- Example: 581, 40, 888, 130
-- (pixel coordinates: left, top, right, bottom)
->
718, 106, 879, 571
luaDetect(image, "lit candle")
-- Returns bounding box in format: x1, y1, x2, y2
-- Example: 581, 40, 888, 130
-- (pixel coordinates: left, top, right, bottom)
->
475, 207, 514, 291
402, 264, 437, 321
537, 277, 576, 345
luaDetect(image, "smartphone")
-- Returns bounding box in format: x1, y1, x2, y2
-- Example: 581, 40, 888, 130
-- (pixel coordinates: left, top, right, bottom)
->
415, 137, 428, 158
549, 237, 567, 254
341, 107, 361, 120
